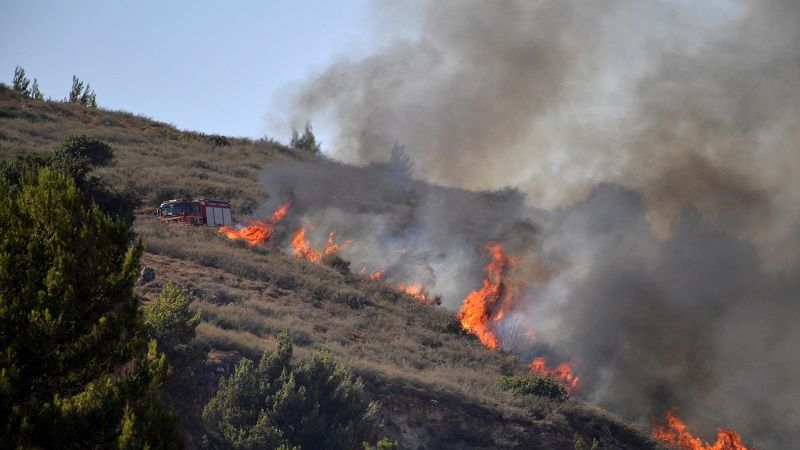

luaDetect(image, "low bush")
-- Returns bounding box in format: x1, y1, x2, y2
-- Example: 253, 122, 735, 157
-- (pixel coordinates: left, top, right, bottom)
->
322, 253, 352, 276
143, 281, 202, 356
202, 332, 380, 450
497, 374, 568, 402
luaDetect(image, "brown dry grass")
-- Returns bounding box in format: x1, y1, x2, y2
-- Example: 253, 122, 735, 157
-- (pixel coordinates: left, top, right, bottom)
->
0, 84, 310, 213
1, 86, 658, 449
135, 217, 658, 449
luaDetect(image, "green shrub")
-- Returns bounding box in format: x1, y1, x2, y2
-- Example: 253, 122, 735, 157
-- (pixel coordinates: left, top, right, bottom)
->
497, 374, 568, 402
203, 332, 380, 450
438, 315, 466, 335
144, 281, 202, 356
0, 135, 141, 226
331, 286, 371, 309
55, 135, 114, 167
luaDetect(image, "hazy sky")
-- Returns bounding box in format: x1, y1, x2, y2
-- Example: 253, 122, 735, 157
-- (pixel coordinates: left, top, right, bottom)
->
0, 0, 376, 139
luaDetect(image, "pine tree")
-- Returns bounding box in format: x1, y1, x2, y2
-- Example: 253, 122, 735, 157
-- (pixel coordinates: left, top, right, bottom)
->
203, 332, 380, 450
31, 78, 43, 100
12, 65, 30, 97
79, 83, 96, 106
69, 75, 84, 103
144, 281, 202, 356
290, 121, 322, 153
0, 169, 183, 449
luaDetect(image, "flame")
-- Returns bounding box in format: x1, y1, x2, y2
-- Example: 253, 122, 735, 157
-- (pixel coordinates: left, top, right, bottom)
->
529, 357, 580, 394
218, 199, 290, 246
369, 269, 385, 280
653, 410, 750, 450
457, 243, 515, 350
358, 267, 385, 280
291, 226, 350, 262
291, 226, 322, 262
324, 231, 352, 255
396, 282, 433, 304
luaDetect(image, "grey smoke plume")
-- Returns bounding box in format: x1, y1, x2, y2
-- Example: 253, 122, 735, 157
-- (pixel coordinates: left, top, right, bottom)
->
272, 0, 800, 447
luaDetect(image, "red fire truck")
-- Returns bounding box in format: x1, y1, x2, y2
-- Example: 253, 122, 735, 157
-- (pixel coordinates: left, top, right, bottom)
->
156, 198, 232, 226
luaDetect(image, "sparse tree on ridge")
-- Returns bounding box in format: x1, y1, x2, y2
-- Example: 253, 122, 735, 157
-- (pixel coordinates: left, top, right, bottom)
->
12, 65, 31, 97
31, 78, 43, 100
290, 121, 322, 153
69, 75, 97, 107
69, 75, 84, 103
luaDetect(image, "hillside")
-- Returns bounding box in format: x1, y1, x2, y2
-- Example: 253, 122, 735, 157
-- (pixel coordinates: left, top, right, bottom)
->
0, 86, 660, 449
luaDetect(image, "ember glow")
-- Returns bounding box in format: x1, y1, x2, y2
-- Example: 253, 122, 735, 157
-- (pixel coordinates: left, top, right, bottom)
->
652, 410, 750, 450
457, 243, 515, 350
218, 199, 290, 246
529, 357, 580, 394
291, 226, 350, 262
396, 282, 433, 304
368, 269, 385, 281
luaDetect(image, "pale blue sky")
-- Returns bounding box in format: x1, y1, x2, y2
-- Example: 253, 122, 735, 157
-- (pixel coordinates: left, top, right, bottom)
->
1, 1, 378, 139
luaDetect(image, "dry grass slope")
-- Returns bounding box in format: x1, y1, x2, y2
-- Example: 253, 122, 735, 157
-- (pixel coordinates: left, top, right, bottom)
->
0, 85, 660, 449
0, 84, 309, 213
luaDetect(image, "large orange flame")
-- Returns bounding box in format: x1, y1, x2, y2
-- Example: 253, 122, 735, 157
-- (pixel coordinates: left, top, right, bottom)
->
653, 410, 750, 450
218, 199, 291, 246
291, 226, 322, 262
291, 226, 350, 262
529, 357, 580, 394
457, 243, 514, 350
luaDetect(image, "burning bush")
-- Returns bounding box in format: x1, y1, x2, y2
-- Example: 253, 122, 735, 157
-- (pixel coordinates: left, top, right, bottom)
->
497, 374, 568, 403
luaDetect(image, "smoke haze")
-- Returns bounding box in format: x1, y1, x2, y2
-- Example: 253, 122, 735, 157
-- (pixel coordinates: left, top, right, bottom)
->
267, 1, 800, 447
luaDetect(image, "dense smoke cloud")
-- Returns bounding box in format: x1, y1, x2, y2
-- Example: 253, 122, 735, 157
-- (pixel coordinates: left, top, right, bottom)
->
272, 0, 800, 447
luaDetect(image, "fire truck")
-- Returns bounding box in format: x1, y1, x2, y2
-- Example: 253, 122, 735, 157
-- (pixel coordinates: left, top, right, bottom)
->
156, 198, 232, 226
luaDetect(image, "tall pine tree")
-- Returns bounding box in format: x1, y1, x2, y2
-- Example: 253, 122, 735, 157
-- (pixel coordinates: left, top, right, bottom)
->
0, 169, 182, 449
12, 66, 30, 97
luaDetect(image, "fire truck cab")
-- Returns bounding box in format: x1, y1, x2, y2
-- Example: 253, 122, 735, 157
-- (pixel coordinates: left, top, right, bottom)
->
156, 198, 232, 226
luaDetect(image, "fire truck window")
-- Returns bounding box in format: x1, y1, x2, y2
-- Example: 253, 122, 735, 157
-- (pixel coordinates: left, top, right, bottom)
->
192, 205, 200, 213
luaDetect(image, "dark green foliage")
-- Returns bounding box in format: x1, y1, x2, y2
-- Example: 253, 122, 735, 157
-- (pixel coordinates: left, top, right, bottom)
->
56, 134, 114, 167
144, 281, 202, 356
0, 169, 182, 449
0, 135, 140, 226
0, 153, 49, 188
69, 75, 96, 107
439, 315, 467, 335
69, 75, 84, 103
31, 78, 43, 100
203, 332, 380, 450
290, 121, 322, 153
497, 374, 569, 402
12, 66, 30, 97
